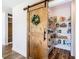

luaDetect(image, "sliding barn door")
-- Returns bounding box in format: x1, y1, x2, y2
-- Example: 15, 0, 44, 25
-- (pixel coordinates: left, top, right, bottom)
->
27, 2, 48, 59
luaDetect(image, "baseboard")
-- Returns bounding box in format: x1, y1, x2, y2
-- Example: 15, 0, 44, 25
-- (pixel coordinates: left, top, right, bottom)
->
12, 47, 26, 57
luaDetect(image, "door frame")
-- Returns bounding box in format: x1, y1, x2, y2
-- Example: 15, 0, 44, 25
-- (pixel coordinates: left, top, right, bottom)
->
8, 13, 12, 45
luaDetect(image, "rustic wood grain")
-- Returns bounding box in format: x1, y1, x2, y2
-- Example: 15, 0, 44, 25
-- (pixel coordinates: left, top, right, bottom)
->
28, 2, 48, 59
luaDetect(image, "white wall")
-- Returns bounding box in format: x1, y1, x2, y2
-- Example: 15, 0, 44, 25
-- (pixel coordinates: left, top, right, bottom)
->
12, 2, 27, 57
12, 0, 42, 57
2, 12, 8, 45
2, 12, 5, 45
48, 2, 71, 18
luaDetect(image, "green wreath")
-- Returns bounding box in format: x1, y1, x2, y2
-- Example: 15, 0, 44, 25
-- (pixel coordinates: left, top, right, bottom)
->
32, 15, 40, 25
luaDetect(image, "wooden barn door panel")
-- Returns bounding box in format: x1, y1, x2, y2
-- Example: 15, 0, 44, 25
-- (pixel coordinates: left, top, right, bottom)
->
28, 2, 48, 59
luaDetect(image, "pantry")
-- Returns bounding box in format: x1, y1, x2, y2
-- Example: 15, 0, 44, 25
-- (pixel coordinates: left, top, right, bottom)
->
48, 0, 72, 58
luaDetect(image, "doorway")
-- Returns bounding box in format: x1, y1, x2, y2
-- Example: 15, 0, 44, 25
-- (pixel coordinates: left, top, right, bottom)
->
48, 0, 72, 59
8, 14, 12, 45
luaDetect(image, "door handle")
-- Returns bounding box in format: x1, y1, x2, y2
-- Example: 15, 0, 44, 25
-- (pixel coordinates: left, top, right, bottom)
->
44, 30, 46, 40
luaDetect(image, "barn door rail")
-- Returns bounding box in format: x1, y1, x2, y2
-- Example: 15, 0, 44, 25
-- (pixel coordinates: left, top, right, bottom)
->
23, 0, 51, 10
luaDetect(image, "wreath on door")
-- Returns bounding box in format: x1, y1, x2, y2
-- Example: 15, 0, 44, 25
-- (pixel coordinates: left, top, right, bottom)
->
32, 15, 40, 25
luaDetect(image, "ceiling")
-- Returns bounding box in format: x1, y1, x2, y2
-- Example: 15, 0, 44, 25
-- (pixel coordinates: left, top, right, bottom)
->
2, 0, 71, 13
2, 0, 28, 8
2, 0, 27, 13
2, 0, 41, 13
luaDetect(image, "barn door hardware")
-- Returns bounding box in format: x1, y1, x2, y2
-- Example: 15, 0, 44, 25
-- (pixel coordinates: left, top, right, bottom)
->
23, 0, 50, 10
44, 30, 46, 40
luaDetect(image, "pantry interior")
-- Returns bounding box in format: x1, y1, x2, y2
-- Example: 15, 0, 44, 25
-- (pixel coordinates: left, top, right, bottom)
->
47, 0, 72, 59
